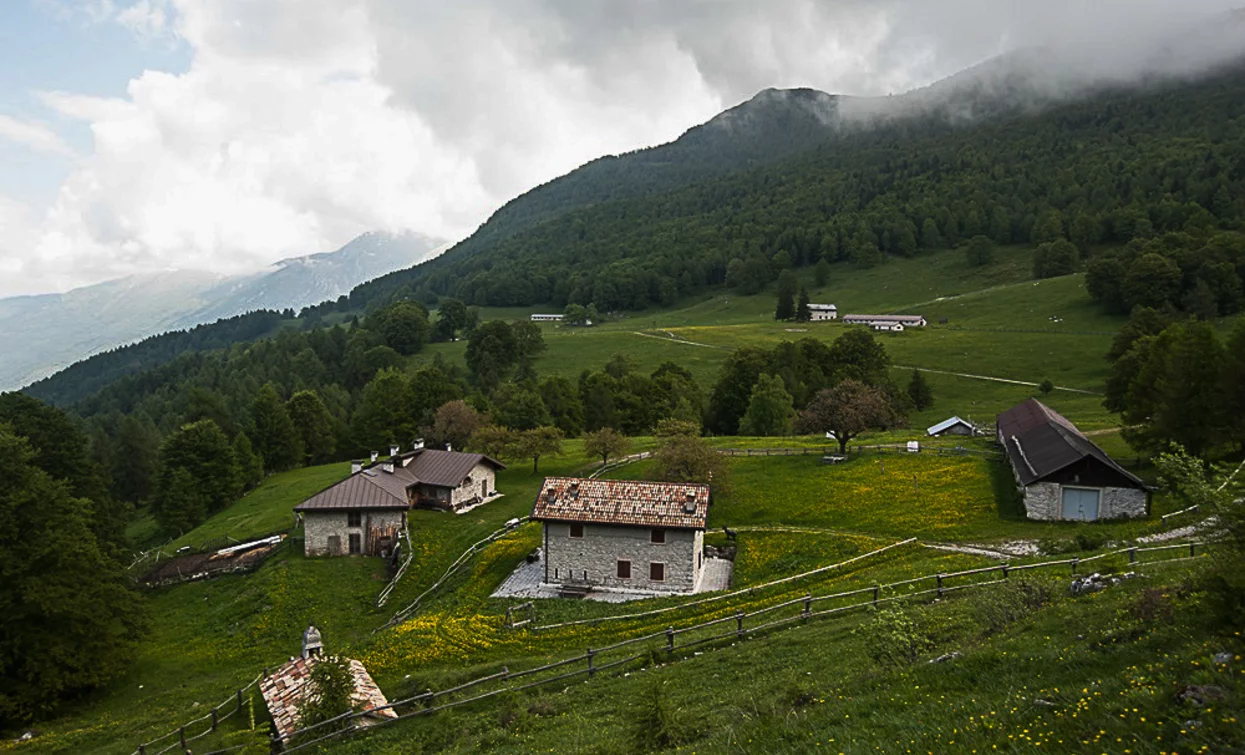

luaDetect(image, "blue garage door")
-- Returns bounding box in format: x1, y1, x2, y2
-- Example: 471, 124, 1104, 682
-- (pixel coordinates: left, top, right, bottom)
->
1061, 488, 1100, 521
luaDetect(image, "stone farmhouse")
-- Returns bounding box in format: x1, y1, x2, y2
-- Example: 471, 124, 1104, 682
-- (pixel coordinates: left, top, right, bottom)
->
294, 445, 505, 557
997, 399, 1147, 522
532, 477, 711, 595
842, 314, 927, 328
808, 303, 838, 321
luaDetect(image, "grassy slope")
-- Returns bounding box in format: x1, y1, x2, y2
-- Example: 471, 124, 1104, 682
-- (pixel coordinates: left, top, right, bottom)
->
10, 245, 1241, 753
413, 245, 1173, 431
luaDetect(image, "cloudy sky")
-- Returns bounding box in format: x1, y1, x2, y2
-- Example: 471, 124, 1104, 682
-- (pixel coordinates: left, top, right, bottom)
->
0, 0, 1239, 298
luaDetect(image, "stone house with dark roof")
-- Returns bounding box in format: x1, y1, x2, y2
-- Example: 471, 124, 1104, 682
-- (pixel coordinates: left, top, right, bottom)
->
532, 477, 711, 594
294, 446, 505, 557
997, 399, 1148, 522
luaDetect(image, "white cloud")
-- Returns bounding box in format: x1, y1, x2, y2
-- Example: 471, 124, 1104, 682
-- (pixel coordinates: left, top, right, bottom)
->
0, 114, 75, 158
5, 0, 1242, 297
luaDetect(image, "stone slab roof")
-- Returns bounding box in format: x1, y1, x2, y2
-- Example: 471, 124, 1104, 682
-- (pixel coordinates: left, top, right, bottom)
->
532, 477, 710, 530
260, 656, 397, 741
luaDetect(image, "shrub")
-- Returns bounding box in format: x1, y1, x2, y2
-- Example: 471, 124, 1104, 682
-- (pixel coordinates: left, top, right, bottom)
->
628, 682, 706, 752
967, 577, 1056, 636
859, 607, 931, 667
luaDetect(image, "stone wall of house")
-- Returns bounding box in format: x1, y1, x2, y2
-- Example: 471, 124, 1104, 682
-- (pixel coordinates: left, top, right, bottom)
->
450, 464, 497, 510
543, 522, 702, 593
1022, 483, 1147, 521
304, 509, 406, 557
1022, 482, 1062, 521
1101, 487, 1147, 519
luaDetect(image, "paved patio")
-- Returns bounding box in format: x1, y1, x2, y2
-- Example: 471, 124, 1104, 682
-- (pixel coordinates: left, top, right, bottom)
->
491, 557, 733, 602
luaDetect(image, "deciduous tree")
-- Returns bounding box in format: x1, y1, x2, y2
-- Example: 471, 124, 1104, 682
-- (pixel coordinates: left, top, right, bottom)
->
287, 390, 337, 465
795, 380, 899, 454
583, 427, 632, 469
739, 374, 795, 436
516, 426, 563, 474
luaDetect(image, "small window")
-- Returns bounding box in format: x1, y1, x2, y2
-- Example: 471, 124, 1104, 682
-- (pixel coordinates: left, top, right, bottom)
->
650, 528, 666, 544
348, 533, 362, 555
347, 511, 361, 528
649, 562, 665, 582
617, 560, 631, 579
569, 523, 584, 538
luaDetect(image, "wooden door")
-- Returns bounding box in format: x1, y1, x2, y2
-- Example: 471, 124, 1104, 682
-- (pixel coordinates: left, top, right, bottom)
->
1061, 488, 1100, 521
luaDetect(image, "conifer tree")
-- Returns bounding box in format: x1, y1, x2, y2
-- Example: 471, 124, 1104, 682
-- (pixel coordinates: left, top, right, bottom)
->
774, 271, 797, 321
0, 426, 146, 724
287, 390, 336, 465
249, 383, 303, 472
796, 287, 812, 322
814, 257, 832, 287
906, 369, 934, 411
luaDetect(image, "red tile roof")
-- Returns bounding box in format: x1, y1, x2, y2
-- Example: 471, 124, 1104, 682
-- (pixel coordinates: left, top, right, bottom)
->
531, 477, 710, 530
260, 656, 397, 741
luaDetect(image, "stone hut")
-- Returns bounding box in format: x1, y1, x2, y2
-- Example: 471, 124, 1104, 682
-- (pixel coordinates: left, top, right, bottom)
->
532, 477, 710, 595
260, 627, 397, 742
997, 398, 1148, 521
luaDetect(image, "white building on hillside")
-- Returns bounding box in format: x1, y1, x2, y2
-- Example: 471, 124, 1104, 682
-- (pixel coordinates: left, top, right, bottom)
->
808, 303, 838, 321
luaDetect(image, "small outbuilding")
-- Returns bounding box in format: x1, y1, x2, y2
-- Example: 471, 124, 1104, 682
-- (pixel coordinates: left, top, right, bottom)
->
532, 477, 711, 595
997, 399, 1147, 522
261, 626, 397, 743
926, 416, 979, 437
842, 314, 927, 328
294, 445, 505, 557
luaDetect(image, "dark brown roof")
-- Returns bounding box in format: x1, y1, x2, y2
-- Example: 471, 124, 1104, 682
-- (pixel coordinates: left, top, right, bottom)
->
997, 399, 1144, 489
293, 449, 504, 512
294, 468, 416, 511
405, 448, 505, 488
531, 477, 710, 530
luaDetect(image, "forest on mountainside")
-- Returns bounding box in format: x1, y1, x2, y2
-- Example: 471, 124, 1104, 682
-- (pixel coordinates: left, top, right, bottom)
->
27, 65, 1245, 410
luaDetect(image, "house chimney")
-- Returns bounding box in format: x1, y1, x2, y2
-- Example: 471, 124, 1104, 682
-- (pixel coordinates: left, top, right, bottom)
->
446, 443, 453, 453
683, 491, 697, 514
302, 625, 324, 659
351, 460, 363, 474
389, 444, 400, 457
370, 451, 379, 462
381, 460, 395, 474
413, 438, 425, 451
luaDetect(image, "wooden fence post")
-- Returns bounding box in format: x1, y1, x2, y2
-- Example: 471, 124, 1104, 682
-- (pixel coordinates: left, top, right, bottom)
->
1001, 564, 1009, 580
237, 689, 244, 712
586, 648, 595, 677
666, 627, 675, 652
1190, 542, 1197, 558
936, 574, 943, 598
1129, 547, 1137, 564
211, 707, 219, 731
179, 725, 186, 749
802, 594, 812, 619
736, 611, 745, 638
872, 586, 880, 606
139, 745, 146, 755
1071, 558, 1078, 575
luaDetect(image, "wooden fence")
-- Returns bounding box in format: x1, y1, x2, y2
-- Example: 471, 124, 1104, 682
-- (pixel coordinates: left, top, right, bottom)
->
129, 673, 264, 755
376, 517, 533, 631
376, 526, 415, 608
258, 540, 1205, 754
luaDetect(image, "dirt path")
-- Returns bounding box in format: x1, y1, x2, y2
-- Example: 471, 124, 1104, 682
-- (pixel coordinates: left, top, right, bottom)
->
892, 365, 1101, 396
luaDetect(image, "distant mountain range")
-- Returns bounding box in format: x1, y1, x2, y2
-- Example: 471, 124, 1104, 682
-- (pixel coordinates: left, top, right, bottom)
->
0, 231, 447, 391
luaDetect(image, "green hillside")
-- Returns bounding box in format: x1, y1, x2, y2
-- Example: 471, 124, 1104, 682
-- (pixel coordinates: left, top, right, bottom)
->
7, 414, 1228, 754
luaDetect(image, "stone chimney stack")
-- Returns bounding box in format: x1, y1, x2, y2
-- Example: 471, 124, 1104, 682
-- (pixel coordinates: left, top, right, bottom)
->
302, 625, 324, 659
